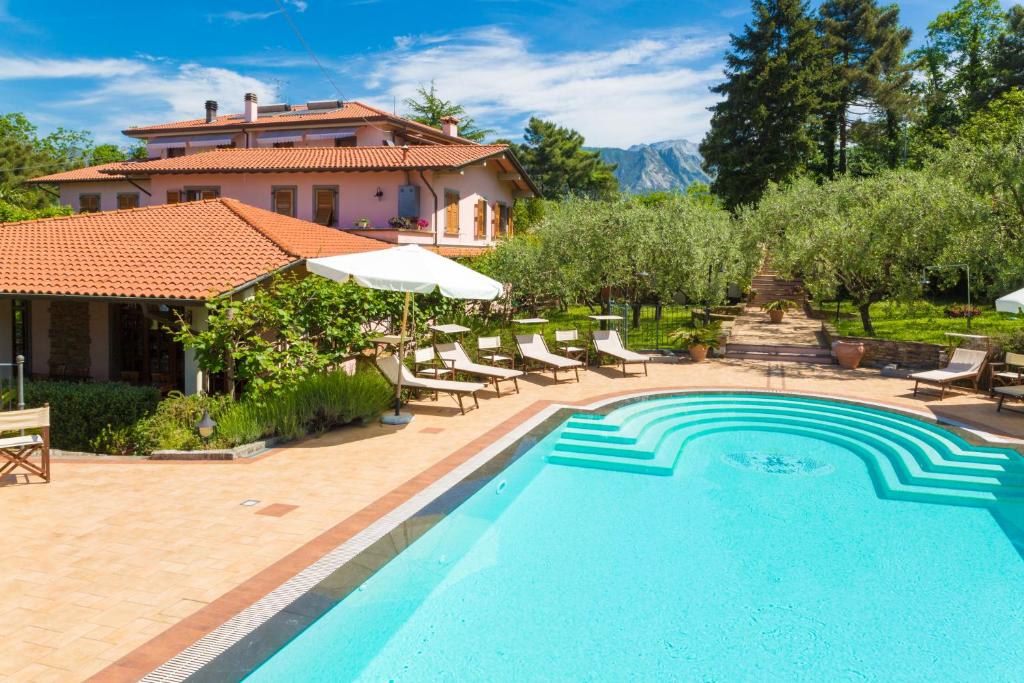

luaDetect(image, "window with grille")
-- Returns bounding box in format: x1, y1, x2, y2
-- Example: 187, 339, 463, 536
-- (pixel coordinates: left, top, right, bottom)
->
79, 194, 100, 213
117, 193, 139, 210
272, 187, 296, 216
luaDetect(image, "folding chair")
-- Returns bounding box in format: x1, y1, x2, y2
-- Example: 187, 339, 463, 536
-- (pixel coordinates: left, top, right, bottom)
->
0, 405, 51, 483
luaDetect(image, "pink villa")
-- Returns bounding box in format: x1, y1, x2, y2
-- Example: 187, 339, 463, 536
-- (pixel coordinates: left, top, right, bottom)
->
28, 94, 538, 253
2, 95, 538, 392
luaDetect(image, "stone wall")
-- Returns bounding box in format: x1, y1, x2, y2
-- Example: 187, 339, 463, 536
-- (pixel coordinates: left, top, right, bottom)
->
48, 300, 91, 377
820, 321, 945, 370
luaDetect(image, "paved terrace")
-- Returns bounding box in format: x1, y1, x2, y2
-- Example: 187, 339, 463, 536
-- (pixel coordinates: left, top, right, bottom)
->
728, 306, 823, 346
2, 359, 1023, 682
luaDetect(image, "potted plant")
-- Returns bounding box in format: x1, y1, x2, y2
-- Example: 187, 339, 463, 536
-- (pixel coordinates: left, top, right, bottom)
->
762, 299, 795, 323
354, 217, 370, 228
669, 323, 722, 362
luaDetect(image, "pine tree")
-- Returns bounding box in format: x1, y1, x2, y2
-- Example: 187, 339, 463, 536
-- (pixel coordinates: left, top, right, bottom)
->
402, 81, 493, 142
700, 0, 827, 209
819, 0, 913, 175
507, 118, 619, 199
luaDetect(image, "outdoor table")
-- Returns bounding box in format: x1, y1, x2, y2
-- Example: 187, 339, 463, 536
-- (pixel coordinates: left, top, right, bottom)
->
370, 335, 416, 358
429, 323, 471, 346
512, 318, 549, 325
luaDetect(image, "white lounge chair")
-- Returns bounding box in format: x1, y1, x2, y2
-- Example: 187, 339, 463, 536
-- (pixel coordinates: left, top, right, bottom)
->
515, 333, 582, 382
376, 355, 487, 414
911, 348, 988, 400
592, 330, 651, 376
435, 342, 524, 396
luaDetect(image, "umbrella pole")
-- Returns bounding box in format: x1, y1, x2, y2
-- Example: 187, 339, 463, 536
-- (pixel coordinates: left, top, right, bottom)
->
394, 291, 412, 416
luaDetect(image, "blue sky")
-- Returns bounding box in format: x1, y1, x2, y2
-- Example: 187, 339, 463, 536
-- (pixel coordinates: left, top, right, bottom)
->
0, 0, 992, 148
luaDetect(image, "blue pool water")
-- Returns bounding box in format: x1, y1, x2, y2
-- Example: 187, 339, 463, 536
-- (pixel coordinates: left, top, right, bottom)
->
246, 394, 1024, 682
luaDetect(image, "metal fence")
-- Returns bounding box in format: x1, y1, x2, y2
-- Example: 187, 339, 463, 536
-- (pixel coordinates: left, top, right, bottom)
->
0, 356, 26, 411
607, 302, 693, 352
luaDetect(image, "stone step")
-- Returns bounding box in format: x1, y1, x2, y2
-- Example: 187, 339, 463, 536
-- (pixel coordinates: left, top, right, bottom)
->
727, 351, 834, 364
727, 343, 829, 355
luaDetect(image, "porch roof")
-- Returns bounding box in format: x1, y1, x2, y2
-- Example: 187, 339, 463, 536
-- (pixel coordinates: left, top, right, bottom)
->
0, 198, 386, 301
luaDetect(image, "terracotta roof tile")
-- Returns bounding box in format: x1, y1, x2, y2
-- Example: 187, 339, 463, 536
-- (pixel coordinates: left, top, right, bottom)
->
123, 100, 469, 143
26, 162, 146, 183
109, 145, 512, 175
0, 198, 385, 300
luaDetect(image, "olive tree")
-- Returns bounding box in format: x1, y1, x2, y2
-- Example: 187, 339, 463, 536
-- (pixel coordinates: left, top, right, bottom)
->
751, 170, 984, 334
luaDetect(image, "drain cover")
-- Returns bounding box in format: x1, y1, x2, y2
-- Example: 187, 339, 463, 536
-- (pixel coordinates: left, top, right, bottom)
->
723, 452, 834, 476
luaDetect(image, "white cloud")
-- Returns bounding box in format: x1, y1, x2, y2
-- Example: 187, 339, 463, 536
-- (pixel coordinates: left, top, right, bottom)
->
0, 56, 146, 79
0, 55, 278, 141
212, 10, 280, 23
209, 0, 306, 23
363, 26, 725, 147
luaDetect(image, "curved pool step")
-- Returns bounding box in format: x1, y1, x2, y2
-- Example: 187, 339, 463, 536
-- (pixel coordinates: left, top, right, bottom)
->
547, 394, 1024, 508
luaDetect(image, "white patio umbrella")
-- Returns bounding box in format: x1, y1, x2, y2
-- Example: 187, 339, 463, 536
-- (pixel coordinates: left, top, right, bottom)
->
995, 287, 1024, 315
307, 244, 503, 423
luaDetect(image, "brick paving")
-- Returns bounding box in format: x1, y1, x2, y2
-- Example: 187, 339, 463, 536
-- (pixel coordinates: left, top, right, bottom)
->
2, 359, 1022, 682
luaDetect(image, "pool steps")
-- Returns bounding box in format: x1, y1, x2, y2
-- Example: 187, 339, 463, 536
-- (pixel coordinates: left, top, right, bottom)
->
547, 395, 1024, 508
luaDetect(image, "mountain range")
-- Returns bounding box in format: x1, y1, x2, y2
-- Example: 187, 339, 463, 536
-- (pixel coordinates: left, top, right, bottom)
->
592, 139, 711, 194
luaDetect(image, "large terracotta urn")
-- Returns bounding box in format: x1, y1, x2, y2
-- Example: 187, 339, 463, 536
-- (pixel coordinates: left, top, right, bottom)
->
834, 340, 866, 369
689, 344, 709, 362
768, 310, 785, 324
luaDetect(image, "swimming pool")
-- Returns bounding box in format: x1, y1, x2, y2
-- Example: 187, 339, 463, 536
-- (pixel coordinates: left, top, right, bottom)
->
241, 393, 1024, 681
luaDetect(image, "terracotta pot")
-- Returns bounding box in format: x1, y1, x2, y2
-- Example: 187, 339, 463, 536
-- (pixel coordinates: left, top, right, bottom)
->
833, 340, 866, 369
768, 309, 785, 324
689, 344, 709, 362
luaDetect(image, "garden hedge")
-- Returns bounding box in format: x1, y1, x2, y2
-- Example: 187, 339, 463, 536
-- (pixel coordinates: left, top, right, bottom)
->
24, 381, 160, 452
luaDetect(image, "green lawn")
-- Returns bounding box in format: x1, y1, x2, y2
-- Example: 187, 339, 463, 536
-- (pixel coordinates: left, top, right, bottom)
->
814, 299, 1024, 345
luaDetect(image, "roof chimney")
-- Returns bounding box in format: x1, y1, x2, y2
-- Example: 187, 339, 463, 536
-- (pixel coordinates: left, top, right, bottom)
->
244, 93, 258, 123
205, 100, 218, 123
440, 116, 459, 138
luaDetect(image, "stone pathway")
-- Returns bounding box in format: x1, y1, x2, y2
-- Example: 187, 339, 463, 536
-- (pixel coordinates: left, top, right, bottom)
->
727, 307, 832, 363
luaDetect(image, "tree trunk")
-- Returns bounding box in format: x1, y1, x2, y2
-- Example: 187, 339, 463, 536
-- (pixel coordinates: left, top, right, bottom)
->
823, 109, 838, 179
885, 110, 900, 169
631, 302, 642, 330
858, 303, 874, 335
838, 101, 848, 175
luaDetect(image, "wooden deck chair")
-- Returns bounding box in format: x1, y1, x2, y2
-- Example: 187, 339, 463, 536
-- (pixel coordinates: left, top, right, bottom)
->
0, 405, 50, 483
515, 333, 582, 382
911, 348, 988, 400
592, 330, 651, 376
436, 342, 524, 397
376, 355, 486, 414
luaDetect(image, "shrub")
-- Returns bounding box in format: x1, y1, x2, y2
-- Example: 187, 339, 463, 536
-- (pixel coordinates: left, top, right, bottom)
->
216, 366, 392, 446
944, 304, 981, 319
24, 381, 160, 452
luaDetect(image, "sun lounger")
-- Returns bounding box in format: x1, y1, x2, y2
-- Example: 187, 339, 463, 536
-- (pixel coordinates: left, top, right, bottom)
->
435, 342, 524, 396
515, 333, 582, 382
995, 385, 1024, 414
376, 355, 487, 414
911, 348, 988, 400
592, 330, 651, 376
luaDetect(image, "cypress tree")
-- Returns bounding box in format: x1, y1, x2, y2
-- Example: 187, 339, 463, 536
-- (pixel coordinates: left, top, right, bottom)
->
700, 0, 826, 210
819, 0, 913, 175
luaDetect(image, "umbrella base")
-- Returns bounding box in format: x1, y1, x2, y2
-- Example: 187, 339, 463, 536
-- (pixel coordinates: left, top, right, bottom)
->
380, 411, 415, 426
